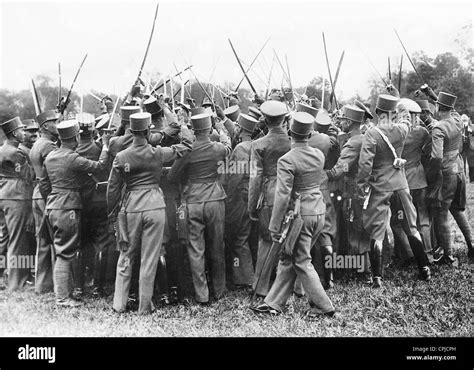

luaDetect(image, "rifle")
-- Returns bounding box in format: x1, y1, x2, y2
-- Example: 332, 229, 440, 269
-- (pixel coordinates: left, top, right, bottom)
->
58, 53, 88, 114
123, 3, 159, 104
234, 36, 271, 92
253, 193, 302, 297
228, 39, 257, 95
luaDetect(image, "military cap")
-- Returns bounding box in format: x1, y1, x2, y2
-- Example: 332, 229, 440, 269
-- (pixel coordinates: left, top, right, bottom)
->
1, 117, 25, 136
354, 100, 374, 119
202, 97, 213, 108
224, 105, 240, 122
101, 95, 113, 103
238, 114, 258, 133
179, 103, 191, 114
260, 101, 287, 120
76, 113, 95, 130
248, 106, 262, 120
130, 112, 151, 131
415, 99, 431, 113
315, 110, 332, 126
436, 92, 456, 109
36, 110, 60, 127
57, 119, 81, 140
190, 113, 212, 131
121, 106, 142, 121
191, 107, 207, 116
22, 119, 39, 131
376, 94, 399, 112
341, 105, 365, 123
143, 96, 163, 116
398, 98, 421, 113
290, 112, 314, 136
296, 102, 318, 118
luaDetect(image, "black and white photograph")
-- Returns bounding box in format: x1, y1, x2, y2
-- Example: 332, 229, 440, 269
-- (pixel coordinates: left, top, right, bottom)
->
0, 0, 472, 366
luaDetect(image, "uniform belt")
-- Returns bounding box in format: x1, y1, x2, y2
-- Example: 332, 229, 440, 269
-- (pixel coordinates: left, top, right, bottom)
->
52, 186, 80, 192
126, 184, 160, 191
188, 178, 218, 184
293, 186, 320, 195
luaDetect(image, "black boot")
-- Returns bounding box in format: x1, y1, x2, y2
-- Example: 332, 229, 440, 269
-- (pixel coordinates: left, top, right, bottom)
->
71, 250, 84, 299
156, 255, 170, 305
369, 240, 383, 288
92, 251, 107, 297
321, 246, 334, 290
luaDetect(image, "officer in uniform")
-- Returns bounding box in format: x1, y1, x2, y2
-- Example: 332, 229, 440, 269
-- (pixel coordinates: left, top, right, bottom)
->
326, 105, 372, 278
427, 92, 473, 262
30, 110, 60, 294
108, 112, 192, 314
168, 113, 231, 304
19, 119, 39, 156
248, 100, 291, 298
39, 119, 110, 307
0, 117, 35, 291
307, 108, 337, 289
225, 113, 258, 289
357, 94, 431, 287
74, 113, 115, 297
251, 112, 335, 317
390, 99, 434, 265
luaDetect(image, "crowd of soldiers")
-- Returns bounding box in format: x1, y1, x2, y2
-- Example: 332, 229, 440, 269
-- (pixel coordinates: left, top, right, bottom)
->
0, 80, 472, 318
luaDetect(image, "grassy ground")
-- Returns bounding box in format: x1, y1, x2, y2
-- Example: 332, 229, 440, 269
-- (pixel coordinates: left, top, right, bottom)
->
0, 183, 472, 337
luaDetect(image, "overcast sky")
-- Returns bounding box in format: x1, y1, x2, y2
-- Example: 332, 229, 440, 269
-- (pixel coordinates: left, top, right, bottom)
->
0, 0, 472, 100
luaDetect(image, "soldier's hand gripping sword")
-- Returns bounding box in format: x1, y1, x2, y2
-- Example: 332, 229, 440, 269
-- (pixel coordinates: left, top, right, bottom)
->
58, 53, 88, 115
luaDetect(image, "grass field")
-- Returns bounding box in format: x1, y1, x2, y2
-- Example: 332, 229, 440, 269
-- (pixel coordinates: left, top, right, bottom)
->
0, 183, 472, 337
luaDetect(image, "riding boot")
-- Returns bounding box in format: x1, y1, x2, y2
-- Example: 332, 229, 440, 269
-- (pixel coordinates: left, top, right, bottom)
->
93, 251, 108, 297
369, 240, 383, 288
321, 245, 334, 289
407, 234, 431, 280
156, 255, 170, 305
71, 250, 84, 298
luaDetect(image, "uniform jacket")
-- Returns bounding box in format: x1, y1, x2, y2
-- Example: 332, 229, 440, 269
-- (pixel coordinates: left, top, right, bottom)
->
248, 126, 291, 214
109, 136, 192, 213
308, 131, 332, 190
269, 142, 326, 233
430, 115, 464, 175
401, 125, 431, 189
29, 132, 57, 200
40, 146, 108, 210
326, 129, 363, 197
357, 120, 409, 192
77, 135, 107, 204
168, 131, 231, 204
0, 140, 35, 200
226, 137, 252, 203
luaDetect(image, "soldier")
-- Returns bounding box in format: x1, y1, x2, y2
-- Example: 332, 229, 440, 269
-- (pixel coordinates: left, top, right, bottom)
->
30, 110, 60, 294
326, 105, 372, 279
39, 119, 109, 307
74, 113, 115, 297
225, 113, 258, 289
108, 112, 192, 314
426, 91, 473, 262
307, 108, 338, 289
0, 117, 35, 291
250, 112, 335, 317
19, 119, 39, 156
168, 113, 232, 305
357, 94, 431, 287
248, 100, 291, 298
390, 99, 434, 265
